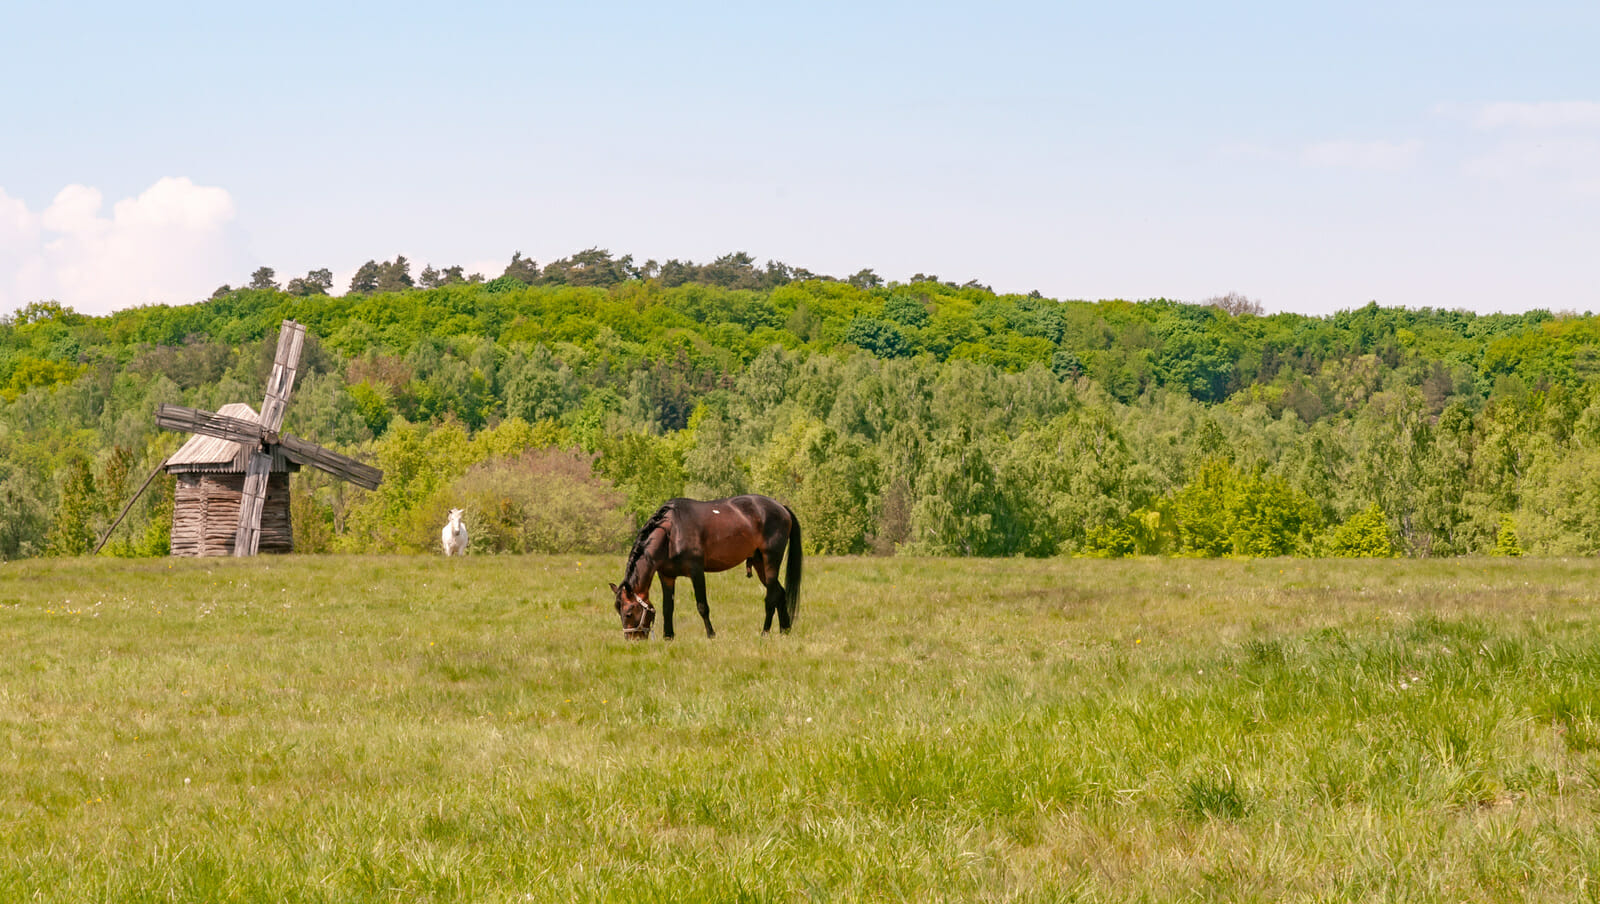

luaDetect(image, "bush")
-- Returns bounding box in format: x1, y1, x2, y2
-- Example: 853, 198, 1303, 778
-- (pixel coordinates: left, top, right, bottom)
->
1493, 516, 1522, 557
0, 470, 47, 560
843, 317, 911, 359
1326, 504, 1397, 558
1172, 458, 1321, 558
444, 449, 633, 554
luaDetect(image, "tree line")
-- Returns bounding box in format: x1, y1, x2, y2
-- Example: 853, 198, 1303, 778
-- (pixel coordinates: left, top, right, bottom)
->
228, 248, 879, 300
3, 249, 1599, 561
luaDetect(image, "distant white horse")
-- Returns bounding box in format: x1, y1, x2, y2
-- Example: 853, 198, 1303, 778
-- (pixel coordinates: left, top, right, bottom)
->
442, 508, 469, 556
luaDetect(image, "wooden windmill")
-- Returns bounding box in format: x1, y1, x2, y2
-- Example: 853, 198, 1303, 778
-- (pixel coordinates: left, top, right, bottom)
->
151, 319, 382, 556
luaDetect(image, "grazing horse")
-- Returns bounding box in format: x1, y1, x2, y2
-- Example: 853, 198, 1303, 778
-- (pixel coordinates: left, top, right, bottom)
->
610, 495, 802, 640
441, 508, 468, 556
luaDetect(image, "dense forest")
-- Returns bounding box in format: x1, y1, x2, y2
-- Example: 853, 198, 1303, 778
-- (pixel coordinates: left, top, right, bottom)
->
4, 248, 1600, 561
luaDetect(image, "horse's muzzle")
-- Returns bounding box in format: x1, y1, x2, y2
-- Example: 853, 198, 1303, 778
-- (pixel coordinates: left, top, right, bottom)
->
622, 602, 656, 640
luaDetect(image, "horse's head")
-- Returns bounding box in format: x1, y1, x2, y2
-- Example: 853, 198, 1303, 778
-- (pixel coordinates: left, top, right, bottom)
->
447, 508, 464, 526
609, 582, 655, 640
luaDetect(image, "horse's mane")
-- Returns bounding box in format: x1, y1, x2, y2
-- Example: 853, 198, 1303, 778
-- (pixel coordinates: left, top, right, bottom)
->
620, 501, 674, 590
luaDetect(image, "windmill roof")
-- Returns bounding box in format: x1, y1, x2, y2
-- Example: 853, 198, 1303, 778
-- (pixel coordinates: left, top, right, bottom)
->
164, 403, 296, 473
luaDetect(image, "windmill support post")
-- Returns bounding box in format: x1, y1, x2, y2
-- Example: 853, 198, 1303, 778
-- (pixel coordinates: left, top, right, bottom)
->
92, 456, 171, 555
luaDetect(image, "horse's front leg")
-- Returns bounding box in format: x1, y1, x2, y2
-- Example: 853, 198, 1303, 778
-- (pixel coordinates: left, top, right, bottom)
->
691, 571, 715, 638
660, 576, 677, 640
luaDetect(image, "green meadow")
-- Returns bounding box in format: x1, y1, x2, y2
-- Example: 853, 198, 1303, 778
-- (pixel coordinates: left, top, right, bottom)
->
2, 554, 1598, 902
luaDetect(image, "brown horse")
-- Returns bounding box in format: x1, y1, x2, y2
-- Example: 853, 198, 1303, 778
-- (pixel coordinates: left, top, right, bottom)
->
610, 495, 802, 640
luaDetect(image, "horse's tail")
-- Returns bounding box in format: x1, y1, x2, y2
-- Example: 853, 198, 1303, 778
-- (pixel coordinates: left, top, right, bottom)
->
784, 505, 802, 621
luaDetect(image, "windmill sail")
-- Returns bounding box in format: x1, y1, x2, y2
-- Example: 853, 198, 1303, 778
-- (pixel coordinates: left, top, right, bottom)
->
155, 404, 268, 445
278, 434, 383, 490
235, 449, 273, 555
259, 321, 305, 434
235, 321, 307, 556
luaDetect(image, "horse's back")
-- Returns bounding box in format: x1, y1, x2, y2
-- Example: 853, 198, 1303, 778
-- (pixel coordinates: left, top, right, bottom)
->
669, 495, 791, 572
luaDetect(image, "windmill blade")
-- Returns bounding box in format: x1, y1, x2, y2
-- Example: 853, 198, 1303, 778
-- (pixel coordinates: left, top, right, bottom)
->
278, 433, 384, 491
259, 320, 306, 434
155, 404, 269, 445
234, 448, 273, 556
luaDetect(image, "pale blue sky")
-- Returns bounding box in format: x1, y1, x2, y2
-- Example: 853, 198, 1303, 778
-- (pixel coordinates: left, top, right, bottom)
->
2, 1, 1596, 316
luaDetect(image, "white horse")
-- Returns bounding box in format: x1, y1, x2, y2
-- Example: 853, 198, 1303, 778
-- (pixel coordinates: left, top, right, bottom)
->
441, 508, 469, 556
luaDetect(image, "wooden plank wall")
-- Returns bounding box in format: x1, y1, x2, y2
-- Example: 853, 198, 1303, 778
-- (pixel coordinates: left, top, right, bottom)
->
170, 473, 294, 556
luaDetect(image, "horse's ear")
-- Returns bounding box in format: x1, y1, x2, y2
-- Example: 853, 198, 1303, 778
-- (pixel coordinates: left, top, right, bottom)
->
608, 583, 619, 595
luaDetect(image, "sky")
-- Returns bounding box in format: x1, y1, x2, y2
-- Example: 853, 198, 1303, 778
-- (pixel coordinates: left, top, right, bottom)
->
1, 0, 1596, 318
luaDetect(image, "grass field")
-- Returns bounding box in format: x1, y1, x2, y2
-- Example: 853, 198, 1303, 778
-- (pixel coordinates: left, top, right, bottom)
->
2, 553, 1599, 902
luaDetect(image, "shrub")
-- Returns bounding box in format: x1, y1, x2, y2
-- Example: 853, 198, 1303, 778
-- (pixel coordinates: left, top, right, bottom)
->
444, 449, 632, 554
1326, 504, 1397, 558
1493, 516, 1523, 557
1172, 458, 1321, 558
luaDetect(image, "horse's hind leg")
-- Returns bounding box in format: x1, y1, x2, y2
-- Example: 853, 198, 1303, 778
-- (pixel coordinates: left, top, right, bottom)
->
760, 555, 791, 634
691, 572, 715, 638
763, 580, 791, 633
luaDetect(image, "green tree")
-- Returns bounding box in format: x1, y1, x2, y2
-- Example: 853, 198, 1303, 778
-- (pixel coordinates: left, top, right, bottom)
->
348, 260, 382, 294
542, 248, 636, 287
848, 268, 883, 289
909, 427, 1009, 556
346, 382, 393, 436
433, 265, 479, 285
1158, 323, 1233, 402
1493, 516, 1522, 556
1172, 458, 1320, 557
752, 416, 878, 554
341, 418, 474, 552
844, 317, 911, 359
46, 456, 98, 556
681, 405, 748, 499
1326, 504, 1396, 557
595, 431, 687, 520
376, 256, 414, 292
502, 251, 541, 284
248, 267, 279, 290
286, 268, 333, 296
1518, 397, 1600, 554
996, 404, 1149, 556
882, 293, 929, 329
503, 346, 581, 423
0, 468, 47, 559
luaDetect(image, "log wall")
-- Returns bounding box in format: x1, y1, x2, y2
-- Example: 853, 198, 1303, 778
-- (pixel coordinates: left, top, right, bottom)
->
170, 473, 293, 556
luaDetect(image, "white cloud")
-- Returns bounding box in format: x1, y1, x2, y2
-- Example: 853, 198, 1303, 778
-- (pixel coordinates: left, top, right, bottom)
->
40, 184, 107, 234
0, 177, 250, 317
1300, 139, 1422, 171
1462, 137, 1600, 195
1471, 101, 1600, 131
1433, 101, 1600, 196
1216, 142, 1281, 163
